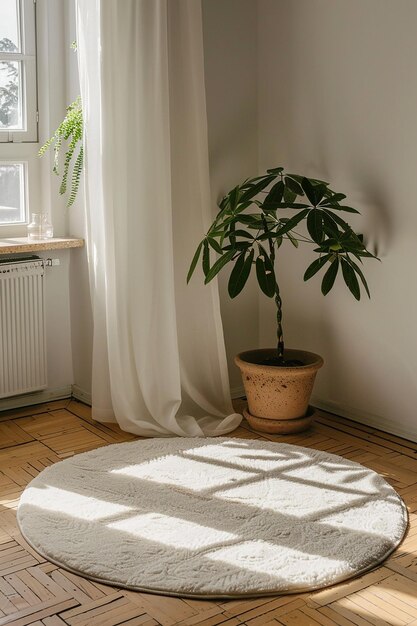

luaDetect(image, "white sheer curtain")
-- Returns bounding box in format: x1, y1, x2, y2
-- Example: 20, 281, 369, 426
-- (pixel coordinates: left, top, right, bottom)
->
75, 0, 242, 436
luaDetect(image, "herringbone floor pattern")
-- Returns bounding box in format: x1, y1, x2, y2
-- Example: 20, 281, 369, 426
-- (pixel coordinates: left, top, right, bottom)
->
0, 399, 416, 625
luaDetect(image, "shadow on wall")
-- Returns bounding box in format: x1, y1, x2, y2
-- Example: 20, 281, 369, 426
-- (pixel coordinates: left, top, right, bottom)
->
351, 172, 394, 258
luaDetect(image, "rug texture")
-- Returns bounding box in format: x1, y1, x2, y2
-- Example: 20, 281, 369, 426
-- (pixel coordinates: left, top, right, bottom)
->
17, 437, 407, 598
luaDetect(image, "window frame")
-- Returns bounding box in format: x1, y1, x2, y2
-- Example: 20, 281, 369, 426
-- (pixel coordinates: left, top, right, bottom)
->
0, 0, 38, 235
0, 0, 38, 143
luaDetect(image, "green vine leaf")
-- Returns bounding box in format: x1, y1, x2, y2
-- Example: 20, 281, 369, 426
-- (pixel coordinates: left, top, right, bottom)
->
39, 96, 83, 207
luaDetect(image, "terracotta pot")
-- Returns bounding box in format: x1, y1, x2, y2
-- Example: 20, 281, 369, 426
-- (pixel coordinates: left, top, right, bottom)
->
234, 348, 323, 433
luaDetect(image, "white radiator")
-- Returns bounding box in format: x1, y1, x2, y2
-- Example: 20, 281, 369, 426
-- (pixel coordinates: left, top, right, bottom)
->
0, 258, 47, 398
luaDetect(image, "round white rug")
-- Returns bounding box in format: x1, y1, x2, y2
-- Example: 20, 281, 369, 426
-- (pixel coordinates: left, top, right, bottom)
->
17, 437, 407, 598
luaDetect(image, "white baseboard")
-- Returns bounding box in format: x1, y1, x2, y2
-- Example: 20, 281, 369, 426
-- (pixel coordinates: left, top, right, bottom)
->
0, 385, 72, 412
1, 382, 414, 444
71, 385, 92, 406
312, 396, 417, 444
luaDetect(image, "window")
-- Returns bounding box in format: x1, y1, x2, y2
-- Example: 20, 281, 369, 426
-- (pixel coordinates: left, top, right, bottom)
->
0, 0, 37, 231
0, 162, 27, 224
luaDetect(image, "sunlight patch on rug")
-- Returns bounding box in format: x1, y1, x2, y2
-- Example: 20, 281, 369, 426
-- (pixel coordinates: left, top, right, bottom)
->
17, 438, 407, 598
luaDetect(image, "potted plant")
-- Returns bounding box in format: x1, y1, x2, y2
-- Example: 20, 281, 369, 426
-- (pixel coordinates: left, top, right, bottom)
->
187, 167, 377, 433
38, 95, 83, 208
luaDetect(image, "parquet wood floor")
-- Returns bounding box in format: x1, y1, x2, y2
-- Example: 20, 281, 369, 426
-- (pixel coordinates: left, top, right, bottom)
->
0, 398, 416, 625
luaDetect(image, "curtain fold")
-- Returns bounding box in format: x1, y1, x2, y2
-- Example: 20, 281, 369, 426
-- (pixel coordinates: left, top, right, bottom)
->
76, 0, 242, 436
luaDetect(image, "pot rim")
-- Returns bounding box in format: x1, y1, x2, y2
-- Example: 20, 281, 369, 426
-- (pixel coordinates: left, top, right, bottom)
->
235, 348, 324, 372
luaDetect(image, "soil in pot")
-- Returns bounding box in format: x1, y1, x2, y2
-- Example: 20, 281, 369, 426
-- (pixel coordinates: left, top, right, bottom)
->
259, 356, 304, 367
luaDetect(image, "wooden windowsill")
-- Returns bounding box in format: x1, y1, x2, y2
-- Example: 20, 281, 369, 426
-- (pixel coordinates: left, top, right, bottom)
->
0, 237, 84, 255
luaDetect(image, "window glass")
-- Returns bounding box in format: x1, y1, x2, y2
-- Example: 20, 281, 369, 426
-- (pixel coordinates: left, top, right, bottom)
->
0, 0, 20, 52
0, 163, 25, 224
0, 60, 22, 130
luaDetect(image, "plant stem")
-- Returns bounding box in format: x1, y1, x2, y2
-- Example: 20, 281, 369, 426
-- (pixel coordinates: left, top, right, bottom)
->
275, 281, 284, 360
261, 214, 285, 360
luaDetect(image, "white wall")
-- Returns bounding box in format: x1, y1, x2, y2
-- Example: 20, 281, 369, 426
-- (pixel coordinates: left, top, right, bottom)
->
202, 0, 259, 392
258, 0, 417, 440
38, 250, 73, 393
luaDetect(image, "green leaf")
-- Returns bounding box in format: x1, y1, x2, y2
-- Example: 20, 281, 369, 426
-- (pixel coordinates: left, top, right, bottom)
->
218, 195, 229, 211
228, 186, 240, 211
301, 178, 327, 206
284, 176, 304, 195
222, 242, 252, 251
256, 255, 276, 297
319, 192, 346, 205
207, 228, 226, 238
67, 146, 83, 207
309, 177, 330, 187
207, 237, 223, 254
258, 231, 282, 241
262, 180, 285, 209
336, 205, 360, 214
341, 259, 361, 300
283, 187, 297, 203
216, 215, 240, 230
232, 229, 254, 239
355, 250, 378, 259
321, 211, 340, 239
234, 200, 253, 214
287, 232, 299, 247
229, 221, 236, 245
204, 249, 236, 283
239, 176, 275, 203
288, 173, 330, 187
187, 241, 203, 283
346, 258, 371, 298
301, 178, 318, 205
39, 96, 83, 206
338, 241, 362, 253
276, 208, 310, 236
266, 202, 310, 210
202, 240, 210, 277
240, 175, 270, 189
304, 254, 331, 281
228, 250, 254, 298
307, 209, 324, 243
321, 258, 339, 295
312, 184, 327, 205
339, 230, 366, 248
322, 209, 350, 231
237, 214, 263, 226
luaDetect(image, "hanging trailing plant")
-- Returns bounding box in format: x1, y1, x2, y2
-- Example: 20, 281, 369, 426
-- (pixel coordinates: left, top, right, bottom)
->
38, 95, 83, 207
